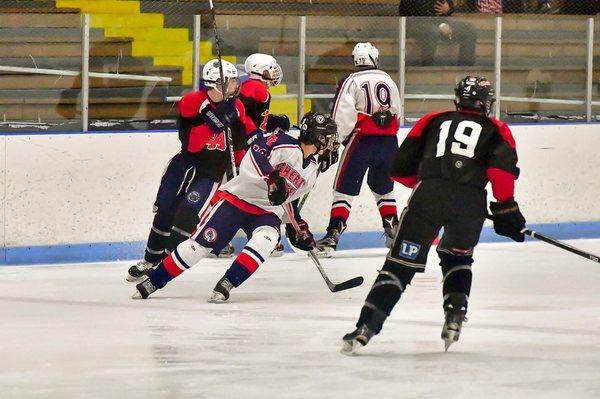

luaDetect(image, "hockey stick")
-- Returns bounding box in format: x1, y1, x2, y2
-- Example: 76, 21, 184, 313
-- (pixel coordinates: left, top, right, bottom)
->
487, 215, 600, 263
208, 0, 237, 177
283, 203, 364, 292
521, 228, 599, 263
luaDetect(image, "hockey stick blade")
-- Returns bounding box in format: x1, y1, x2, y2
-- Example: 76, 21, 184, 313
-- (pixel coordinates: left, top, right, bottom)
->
307, 250, 363, 292
331, 276, 364, 292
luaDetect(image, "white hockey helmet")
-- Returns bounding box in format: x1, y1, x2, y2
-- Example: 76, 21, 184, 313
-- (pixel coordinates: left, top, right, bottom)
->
202, 59, 240, 94
352, 42, 379, 68
244, 53, 283, 86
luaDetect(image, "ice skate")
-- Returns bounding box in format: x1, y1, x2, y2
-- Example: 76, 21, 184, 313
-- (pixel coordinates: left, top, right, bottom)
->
132, 277, 158, 299
382, 215, 398, 249
441, 304, 467, 351
315, 232, 338, 258
270, 242, 285, 257
210, 243, 235, 258
316, 220, 346, 258
340, 324, 374, 355
207, 277, 234, 303
126, 260, 154, 282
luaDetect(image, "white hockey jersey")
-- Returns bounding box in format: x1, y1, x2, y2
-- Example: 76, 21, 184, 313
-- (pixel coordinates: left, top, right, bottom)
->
331, 68, 401, 143
217, 132, 319, 221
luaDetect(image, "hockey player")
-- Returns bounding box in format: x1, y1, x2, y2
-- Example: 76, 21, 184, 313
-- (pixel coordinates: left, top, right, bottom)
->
316, 42, 402, 257
132, 112, 338, 302
341, 76, 526, 354
126, 59, 257, 281
239, 53, 283, 127
239, 53, 287, 257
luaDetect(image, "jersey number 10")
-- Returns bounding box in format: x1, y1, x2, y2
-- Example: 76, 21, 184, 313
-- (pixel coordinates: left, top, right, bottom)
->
436, 120, 482, 159
360, 82, 392, 114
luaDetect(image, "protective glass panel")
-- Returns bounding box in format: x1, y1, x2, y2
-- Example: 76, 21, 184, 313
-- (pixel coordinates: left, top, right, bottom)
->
593, 15, 600, 120
0, 9, 82, 132
404, 15, 493, 124
305, 15, 400, 120
87, 10, 190, 131
214, 14, 300, 124
501, 14, 589, 123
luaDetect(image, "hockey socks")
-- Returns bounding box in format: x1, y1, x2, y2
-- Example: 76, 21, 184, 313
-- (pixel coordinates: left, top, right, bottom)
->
221, 227, 278, 289
144, 210, 174, 264
224, 248, 261, 287
357, 261, 416, 333
438, 250, 473, 310
328, 191, 353, 230
146, 240, 212, 291
373, 191, 397, 222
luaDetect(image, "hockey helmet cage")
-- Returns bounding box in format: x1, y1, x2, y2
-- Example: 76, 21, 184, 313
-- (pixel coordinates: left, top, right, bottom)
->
352, 42, 379, 68
454, 75, 496, 116
244, 53, 283, 86
298, 112, 338, 153
202, 59, 240, 93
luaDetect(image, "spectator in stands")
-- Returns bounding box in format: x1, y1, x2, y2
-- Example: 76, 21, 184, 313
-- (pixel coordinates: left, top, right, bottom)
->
502, 0, 554, 13
469, 0, 502, 13
398, 0, 476, 66
562, 1, 600, 14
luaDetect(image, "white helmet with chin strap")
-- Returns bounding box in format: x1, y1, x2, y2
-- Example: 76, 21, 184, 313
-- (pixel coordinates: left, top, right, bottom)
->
244, 53, 283, 86
352, 42, 379, 68
202, 59, 239, 93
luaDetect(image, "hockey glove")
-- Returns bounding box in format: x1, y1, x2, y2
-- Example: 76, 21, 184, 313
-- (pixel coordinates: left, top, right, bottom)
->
266, 170, 288, 206
490, 199, 526, 242
318, 142, 340, 173
285, 219, 315, 251
265, 114, 290, 134
204, 98, 238, 134
246, 129, 263, 145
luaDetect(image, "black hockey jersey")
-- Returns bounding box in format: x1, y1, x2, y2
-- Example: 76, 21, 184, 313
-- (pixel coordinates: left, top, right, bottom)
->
390, 110, 519, 201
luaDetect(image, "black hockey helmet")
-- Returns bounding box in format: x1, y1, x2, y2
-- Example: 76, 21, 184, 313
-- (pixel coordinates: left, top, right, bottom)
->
454, 75, 496, 116
298, 111, 338, 153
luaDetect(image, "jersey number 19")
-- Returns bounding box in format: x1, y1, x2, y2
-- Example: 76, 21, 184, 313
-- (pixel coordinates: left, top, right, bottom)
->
436, 120, 482, 159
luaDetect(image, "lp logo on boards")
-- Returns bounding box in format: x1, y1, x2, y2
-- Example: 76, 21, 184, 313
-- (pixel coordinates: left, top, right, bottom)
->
399, 240, 421, 260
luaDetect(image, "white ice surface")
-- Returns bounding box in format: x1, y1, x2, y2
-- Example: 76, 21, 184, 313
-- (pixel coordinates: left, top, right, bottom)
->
1, 240, 600, 399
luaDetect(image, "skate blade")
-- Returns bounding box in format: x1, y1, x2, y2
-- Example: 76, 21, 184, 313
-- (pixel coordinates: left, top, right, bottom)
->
315, 247, 334, 258
207, 292, 227, 303
131, 290, 143, 300
443, 331, 459, 352
340, 339, 363, 356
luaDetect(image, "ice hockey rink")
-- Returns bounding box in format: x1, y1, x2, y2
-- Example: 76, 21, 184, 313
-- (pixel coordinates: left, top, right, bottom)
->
2, 239, 600, 399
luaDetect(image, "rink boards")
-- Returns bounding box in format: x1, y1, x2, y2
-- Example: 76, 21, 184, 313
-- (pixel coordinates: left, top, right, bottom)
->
1, 123, 599, 264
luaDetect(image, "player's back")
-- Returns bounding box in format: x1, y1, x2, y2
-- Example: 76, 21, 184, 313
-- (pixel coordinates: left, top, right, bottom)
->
332, 68, 401, 138
336, 69, 399, 116
417, 110, 514, 189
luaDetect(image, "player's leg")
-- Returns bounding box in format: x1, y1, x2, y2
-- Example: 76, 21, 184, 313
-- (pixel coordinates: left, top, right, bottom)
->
132, 200, 243, 299
316, 134, 369, 256
438, 215, 485, 350
127, 153, 195, 281
208, 215, 280, 302
163, 177, 220, 256
366, 135, 399, 247
342, 205, 441, 354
